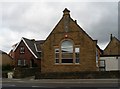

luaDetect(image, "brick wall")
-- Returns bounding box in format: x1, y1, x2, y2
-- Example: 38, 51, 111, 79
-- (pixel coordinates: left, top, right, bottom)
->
13, 41, 41, 68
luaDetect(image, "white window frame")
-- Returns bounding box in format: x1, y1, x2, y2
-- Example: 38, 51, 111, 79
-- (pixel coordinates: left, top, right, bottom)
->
18, 60, 22, 66
20, 46, 25, 54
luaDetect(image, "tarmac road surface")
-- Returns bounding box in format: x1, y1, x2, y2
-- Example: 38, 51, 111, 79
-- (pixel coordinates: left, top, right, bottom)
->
1, 78, 120, 89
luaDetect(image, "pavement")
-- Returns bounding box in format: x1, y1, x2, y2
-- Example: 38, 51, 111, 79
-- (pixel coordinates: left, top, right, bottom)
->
1, 77, 120, 88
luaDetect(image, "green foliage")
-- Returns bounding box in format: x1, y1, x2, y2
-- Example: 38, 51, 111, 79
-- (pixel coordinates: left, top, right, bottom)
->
2, 64, 13, 71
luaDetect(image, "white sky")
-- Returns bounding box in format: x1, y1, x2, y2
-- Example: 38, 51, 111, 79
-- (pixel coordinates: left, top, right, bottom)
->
0, 0, 119, 53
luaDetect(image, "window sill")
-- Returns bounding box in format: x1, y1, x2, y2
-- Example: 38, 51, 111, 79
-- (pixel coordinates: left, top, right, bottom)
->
54, 63, 80, 66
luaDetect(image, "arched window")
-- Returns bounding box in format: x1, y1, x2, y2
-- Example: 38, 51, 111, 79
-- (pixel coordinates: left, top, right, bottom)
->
61, 40, 73, 63
55, 40, 80, 64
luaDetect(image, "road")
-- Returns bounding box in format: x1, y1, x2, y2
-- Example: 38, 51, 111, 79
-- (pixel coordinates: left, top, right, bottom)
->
1, 78, 120, 89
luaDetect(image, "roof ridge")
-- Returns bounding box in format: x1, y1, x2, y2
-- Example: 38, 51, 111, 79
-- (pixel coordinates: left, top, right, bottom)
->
113, 36, 120, 42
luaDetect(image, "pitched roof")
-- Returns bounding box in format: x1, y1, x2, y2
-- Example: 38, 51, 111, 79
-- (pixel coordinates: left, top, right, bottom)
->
45, 8, 95, 42
104, 36, 120, 55
35, 40, 44, 52
0, 50, 6, 54
104, 36, 120, 50
13, 37, 44, 59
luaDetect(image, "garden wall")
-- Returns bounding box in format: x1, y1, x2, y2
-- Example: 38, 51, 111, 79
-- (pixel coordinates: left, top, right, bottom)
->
35, 71, 120, 79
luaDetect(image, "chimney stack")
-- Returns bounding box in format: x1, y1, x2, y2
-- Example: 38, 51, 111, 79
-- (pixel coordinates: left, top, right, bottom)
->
110, 34, 113, 41
63, 8, 70, 17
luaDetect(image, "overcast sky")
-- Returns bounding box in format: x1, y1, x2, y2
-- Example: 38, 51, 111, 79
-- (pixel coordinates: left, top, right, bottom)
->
0, 0, 119, 53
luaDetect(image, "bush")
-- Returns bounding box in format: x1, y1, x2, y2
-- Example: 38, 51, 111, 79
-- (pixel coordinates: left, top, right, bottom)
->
2, 64, 13, 71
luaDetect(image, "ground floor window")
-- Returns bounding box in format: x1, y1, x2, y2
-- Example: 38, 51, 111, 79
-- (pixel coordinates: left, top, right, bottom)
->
18, 59, 22, 66
99, 60, 105, 71
17, 59, 27, 66
23, 59, 26, 66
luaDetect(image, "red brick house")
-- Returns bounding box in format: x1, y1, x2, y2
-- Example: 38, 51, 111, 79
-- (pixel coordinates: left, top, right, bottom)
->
41, 8, 101, 73
10, 37, 44, 68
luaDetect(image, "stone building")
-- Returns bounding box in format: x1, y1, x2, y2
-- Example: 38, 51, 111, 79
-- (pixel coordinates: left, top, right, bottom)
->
99, 34, 120, 71
41, 8, 99, 73
104, 34, 120, 55
0, 50, 13, 66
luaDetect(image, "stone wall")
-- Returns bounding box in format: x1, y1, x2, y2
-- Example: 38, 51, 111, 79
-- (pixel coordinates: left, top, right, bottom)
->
35, 71, 120, 79
104, 37, 120, 55
13, 67, 40, 78
41, 9, 97, 73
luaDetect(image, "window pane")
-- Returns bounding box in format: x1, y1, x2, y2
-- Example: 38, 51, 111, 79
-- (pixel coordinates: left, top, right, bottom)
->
62, 53, 73, 58
55, 48, 59, 63
75, 48, 79, 53
75, 53, 79, 58
55, 53, 59, 58
61, 40, 73, 48
55, 59, 59, 63
62, 48, 73, 53
18, 60, 21, 66
61, 40, 73, 63
75, 58, 79, 63
20, 47, 25, 53
75, 48, 80, 63
55, 49, 59, 53
23, 60, 26, 66
62, 59, 73, 63
100, 60, 105, 67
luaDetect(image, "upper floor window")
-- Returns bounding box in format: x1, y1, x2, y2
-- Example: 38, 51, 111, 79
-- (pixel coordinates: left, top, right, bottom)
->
61, 40, 73, 63
55, 48, 59, 64
20, 46, 25, 53
75, 47, 80, 64
55, 40, 80, 64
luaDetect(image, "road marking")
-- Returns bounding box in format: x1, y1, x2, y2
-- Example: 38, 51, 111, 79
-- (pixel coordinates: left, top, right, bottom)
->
2, 84, 16, 87
32, 86, 45, 87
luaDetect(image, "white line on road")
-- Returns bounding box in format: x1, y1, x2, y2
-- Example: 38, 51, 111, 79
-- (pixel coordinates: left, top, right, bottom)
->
32, 86, 47, 87
3, 84, 16, 87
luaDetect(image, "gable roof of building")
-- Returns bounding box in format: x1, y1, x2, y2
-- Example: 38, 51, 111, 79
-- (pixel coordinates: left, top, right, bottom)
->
13, 37, 44, 59
45, 8, 95, 42
0, 50, 6, 54
103, 35, 120, 55
104, 36, 120, 50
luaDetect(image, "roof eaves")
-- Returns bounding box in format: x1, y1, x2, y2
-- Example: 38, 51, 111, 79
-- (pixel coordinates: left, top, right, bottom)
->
13, 37, 38, 59
23, 38, 38, 59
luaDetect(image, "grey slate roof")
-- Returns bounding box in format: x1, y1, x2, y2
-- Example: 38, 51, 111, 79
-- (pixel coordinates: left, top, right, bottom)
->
35, 40, 44, 52
22, 37, 44, 59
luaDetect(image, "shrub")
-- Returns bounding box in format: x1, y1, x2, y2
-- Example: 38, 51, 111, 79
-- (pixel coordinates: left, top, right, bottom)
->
2, 64, 13, 71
